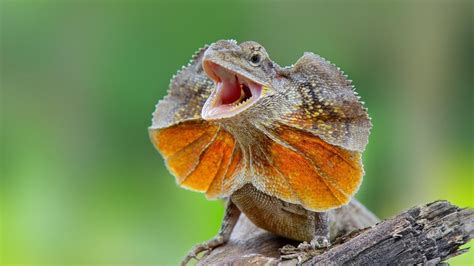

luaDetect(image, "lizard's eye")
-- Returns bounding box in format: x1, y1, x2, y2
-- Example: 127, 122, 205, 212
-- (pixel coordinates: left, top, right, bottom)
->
249, 53, 262, 66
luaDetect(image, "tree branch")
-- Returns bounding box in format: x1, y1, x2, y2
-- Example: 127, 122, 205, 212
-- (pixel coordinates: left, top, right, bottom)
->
197, 201, 473, 265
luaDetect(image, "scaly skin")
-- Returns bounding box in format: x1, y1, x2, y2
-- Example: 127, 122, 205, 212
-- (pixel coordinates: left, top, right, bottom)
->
149, 40, 374, 264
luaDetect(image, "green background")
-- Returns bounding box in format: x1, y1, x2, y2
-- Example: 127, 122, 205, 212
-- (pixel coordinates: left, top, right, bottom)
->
1, 1, 472, 265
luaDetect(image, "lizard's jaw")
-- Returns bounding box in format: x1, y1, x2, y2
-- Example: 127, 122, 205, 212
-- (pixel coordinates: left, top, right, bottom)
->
201, 61, 264, 120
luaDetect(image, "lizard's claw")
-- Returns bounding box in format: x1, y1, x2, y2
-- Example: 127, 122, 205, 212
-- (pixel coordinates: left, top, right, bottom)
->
280, 237, 330, 264
181, 243, 212, 266
181, 236, 225, 266
280, 244, 314, 265
310, 235, 330, 249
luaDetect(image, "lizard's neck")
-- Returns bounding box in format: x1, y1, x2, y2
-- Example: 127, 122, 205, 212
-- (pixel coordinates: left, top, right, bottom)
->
215, 118, 273, 187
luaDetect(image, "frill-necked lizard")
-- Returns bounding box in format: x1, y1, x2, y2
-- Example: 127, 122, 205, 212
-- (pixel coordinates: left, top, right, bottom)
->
149, 40, 378, 264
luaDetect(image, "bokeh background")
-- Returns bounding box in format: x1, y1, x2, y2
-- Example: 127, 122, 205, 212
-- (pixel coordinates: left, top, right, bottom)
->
1, 1, 473, 265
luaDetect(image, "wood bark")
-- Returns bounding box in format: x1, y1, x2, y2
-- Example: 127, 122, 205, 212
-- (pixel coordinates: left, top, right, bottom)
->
197, 201, 473, 265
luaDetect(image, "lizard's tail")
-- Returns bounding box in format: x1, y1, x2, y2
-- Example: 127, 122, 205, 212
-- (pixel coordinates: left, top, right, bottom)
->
329, 199, 380, 240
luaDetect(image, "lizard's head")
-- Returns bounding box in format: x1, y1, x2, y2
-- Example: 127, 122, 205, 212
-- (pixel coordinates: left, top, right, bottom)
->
201, 40, 275, 120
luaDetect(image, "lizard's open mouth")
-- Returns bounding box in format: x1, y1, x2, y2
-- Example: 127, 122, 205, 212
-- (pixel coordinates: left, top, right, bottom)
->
201, 61, 264, 119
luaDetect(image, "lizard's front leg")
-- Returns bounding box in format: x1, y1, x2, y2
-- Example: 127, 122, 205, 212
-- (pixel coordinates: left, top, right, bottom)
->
280, 212, 330, 263
309, 211, 330, 248
181, 199, 241, 266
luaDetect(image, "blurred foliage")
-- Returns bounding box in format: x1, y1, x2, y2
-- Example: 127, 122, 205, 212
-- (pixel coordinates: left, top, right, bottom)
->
1, 1, 472, 265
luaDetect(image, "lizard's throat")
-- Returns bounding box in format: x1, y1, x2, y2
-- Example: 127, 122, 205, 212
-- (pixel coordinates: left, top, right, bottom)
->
201, 61, 264, 120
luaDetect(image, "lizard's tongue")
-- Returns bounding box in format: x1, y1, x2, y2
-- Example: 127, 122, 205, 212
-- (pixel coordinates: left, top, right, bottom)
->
219, 76, 242, 105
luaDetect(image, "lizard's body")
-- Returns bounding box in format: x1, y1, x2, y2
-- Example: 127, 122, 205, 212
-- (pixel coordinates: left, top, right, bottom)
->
232, 184, 378, 242
149, 40, 376, 264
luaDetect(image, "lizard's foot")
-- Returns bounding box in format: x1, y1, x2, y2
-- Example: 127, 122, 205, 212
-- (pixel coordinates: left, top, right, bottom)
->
310, 235, 330, 248
280, 236, 330, 264
181, 236, 225, 266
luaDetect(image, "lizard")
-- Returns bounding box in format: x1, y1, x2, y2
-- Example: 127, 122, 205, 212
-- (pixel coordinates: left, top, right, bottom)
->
149, 40, 378, 265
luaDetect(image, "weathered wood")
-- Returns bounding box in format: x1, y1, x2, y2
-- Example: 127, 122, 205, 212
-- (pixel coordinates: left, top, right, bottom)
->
197, 201, 473, 265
